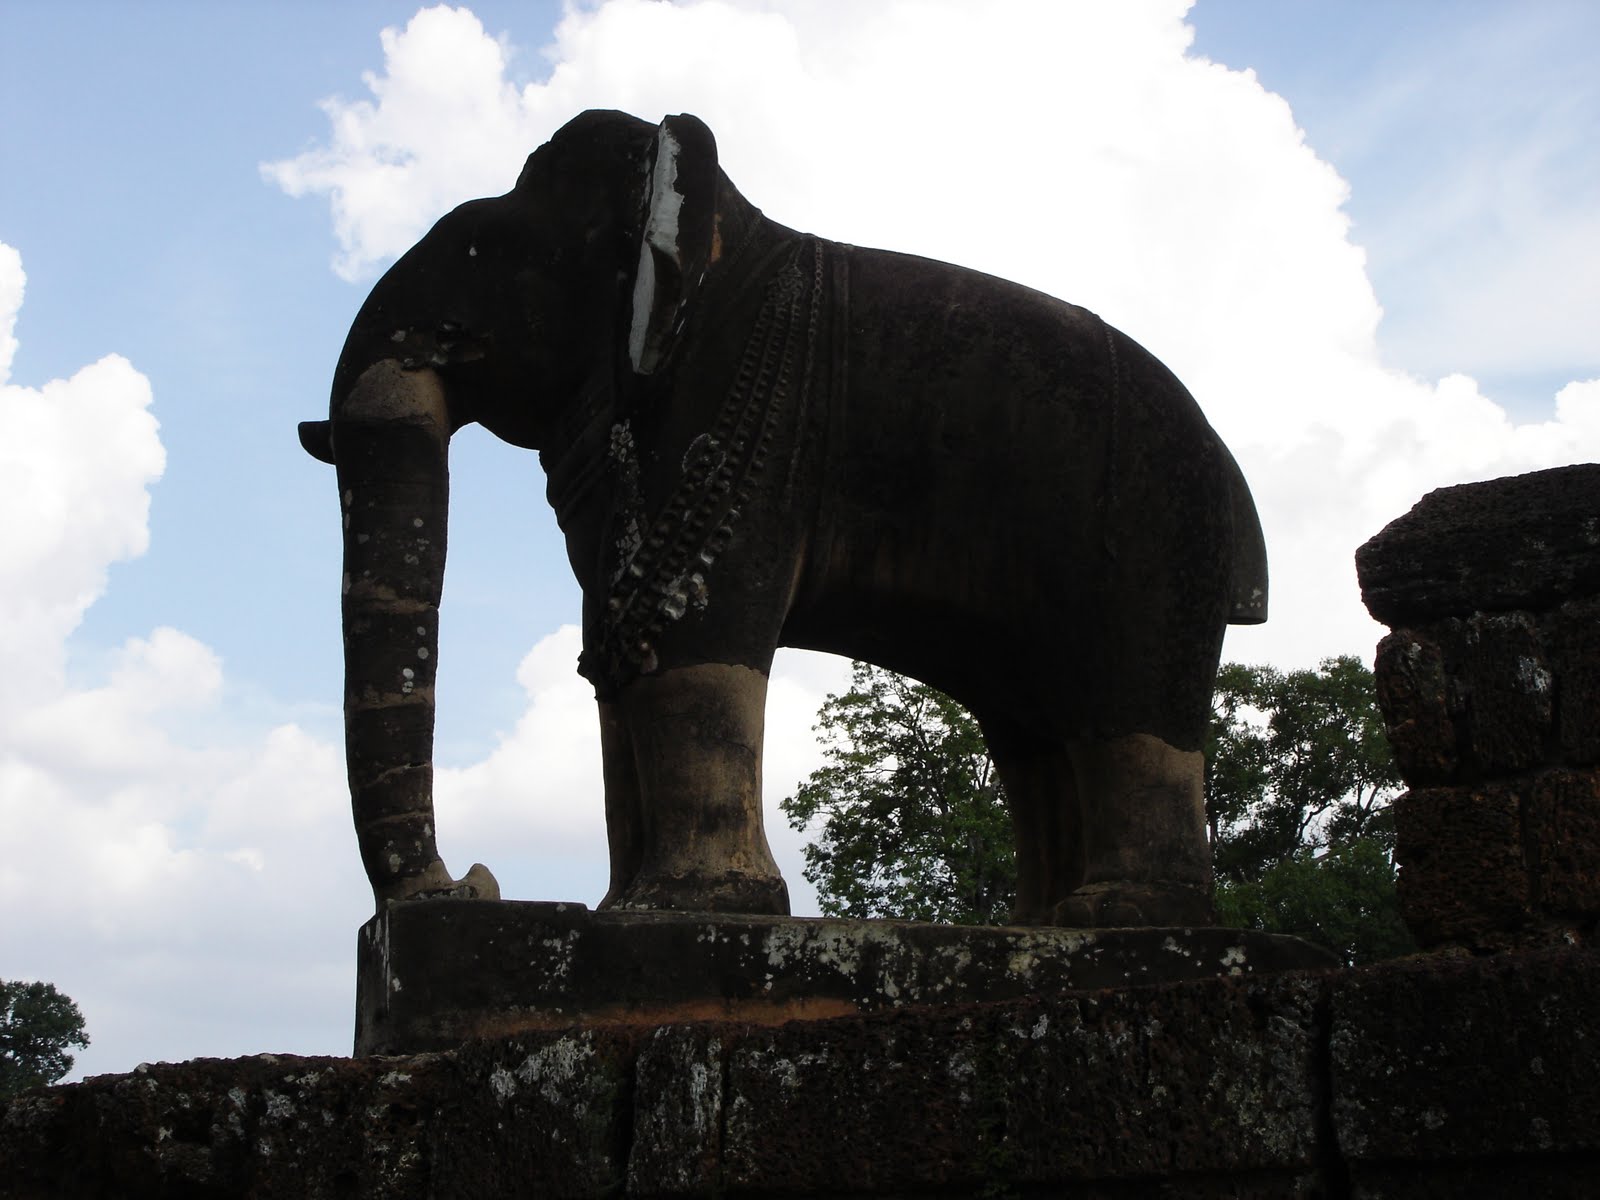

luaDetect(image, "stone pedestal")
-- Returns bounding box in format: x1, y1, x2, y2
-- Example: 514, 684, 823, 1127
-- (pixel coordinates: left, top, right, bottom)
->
355, 899, 1337, 1055
1357, 463, 1600, 950
10, 947, 1597, 1198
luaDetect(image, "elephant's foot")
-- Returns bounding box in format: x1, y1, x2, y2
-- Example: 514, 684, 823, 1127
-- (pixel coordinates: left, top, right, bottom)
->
375, 860, 500, 906
1051, 880, 1214, 928
605, 869, 790, 916
1007, 900, 1057, 926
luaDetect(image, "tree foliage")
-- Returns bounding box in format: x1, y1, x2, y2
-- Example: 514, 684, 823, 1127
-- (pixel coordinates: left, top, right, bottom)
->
1, 980, 89, 1097
1214, 838, 1415, 967
784, 655, 1414, 966
1207, 656, 1402, 879
781, 661, 1015, 924
1207, 656, 1413, 964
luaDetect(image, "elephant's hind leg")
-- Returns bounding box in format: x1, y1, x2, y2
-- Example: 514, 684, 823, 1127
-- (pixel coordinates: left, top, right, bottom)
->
604, 663, 790, 915
979, 718, 1085, 925
1052, 734, 1215, 927
597, 700, 646, 909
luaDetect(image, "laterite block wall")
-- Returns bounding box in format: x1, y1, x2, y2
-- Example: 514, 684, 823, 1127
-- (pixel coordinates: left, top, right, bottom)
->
1358, 463, 1600, 950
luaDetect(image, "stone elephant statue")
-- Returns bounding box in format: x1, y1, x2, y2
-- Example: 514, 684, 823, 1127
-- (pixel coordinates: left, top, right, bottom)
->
301, 108, 1267, 927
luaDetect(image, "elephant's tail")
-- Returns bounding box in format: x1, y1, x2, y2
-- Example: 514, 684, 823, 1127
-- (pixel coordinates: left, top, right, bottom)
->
1223, 445, 1268, 625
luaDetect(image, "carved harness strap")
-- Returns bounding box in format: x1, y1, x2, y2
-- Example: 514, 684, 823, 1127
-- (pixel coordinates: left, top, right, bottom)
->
580, 237, 826, 693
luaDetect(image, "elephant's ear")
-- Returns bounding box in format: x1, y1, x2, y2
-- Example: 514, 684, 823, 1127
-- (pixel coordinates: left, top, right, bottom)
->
628, 114, 719, 376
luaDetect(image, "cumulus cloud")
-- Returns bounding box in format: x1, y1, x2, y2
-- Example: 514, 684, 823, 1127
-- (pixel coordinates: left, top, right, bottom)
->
0, 246, 165, 703
0, 244, 365, 1075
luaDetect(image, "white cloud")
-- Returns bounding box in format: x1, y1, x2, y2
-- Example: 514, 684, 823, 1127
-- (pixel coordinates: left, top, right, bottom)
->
0, 245, 365, 1076
0, 244, 21, 381
0, 249, 165, 704
262, 5, 567, 281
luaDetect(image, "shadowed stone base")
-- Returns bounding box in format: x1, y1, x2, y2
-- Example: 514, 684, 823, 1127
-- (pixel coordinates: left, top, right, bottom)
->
355, 898, 1337, 1056
7, 948, 1598, 1198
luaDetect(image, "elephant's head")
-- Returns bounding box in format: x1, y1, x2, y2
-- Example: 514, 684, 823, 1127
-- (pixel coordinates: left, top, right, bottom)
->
299, 110, 755, 906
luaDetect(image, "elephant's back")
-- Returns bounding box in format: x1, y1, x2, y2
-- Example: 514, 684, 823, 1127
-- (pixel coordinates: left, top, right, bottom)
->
788, 243, 1236, 736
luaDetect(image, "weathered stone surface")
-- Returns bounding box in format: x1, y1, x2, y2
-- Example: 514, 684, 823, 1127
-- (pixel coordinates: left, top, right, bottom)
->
1350, 1160, 1600, 1200
1357, 463, 1600, 626
1551, 594, 1600, 763
1376, 614, 1562, 785
356, 900, 1339, 1055
710, 974, 1326, 1194
0, 1052, 453, 1198
1374, 630, 1460, 785
10, 950, 1600, 1197
1331, 947, 1600, 1165
1393, 784, 1531, 946
435, 1029, 639, 1197
627, 1025, 726, 1197
1454, 610, 1553, 773
1526, 766, 1600, 916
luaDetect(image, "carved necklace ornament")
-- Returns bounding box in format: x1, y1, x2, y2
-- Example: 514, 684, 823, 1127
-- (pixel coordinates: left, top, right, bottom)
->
579, 237, 826, 693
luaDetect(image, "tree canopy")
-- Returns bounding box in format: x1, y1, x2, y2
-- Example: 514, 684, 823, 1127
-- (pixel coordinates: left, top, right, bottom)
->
784, 655, 1414, 964
1, 979, 89, 1097
780, 661, 1015, 924
1206, 656, 1413, 964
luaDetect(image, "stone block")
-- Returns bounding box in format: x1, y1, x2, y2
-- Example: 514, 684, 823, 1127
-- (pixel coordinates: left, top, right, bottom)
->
0, 1052, 454, 1198
1374, 630, 1459, 785
705, 974, 1325, 1194
431, 1029, 639, 1198
1393, 785, 1530, 946
1350, 1160, 1600, 1200
1331, 948, 1600, 1165
355, 900, 1337, 1056
1525, 767, 1600, 917
1454, 611, 1552, 774
1550, 595, 1600, 763
1357, 463, 1600, 626
627, 1026, 726, 1197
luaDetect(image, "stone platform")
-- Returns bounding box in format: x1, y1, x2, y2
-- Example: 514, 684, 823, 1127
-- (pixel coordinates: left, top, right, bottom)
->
355, 899, 1338, 1055
9, 947, 1598, 1197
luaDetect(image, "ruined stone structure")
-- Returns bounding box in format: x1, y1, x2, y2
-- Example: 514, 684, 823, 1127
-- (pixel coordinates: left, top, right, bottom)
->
1358, 463, 1600, 951
3, 947, 1594, 1196
9, 460, 1600, 1194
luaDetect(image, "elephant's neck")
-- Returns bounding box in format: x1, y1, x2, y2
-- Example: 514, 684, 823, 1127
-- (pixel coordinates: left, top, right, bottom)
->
578, 237, 828, 695
541, 369, 632, 534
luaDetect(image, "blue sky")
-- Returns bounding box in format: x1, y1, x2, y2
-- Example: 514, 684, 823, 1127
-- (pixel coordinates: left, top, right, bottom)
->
2, 1, 1596, 1079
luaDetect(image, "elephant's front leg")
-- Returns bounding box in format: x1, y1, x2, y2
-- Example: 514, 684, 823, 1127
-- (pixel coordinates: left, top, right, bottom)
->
603, 662, 789, 915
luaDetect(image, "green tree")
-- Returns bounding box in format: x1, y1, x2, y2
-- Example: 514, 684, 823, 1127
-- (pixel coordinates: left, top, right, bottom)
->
1214, 839, 1415, 966
784, 655, 1414, 964
781, 661, 1015, 924
1207, 656, 1413, 964
1, 980, 89, 1097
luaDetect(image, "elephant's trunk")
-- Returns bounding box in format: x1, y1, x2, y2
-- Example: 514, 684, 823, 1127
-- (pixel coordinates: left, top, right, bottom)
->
333, 360, 462, 905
